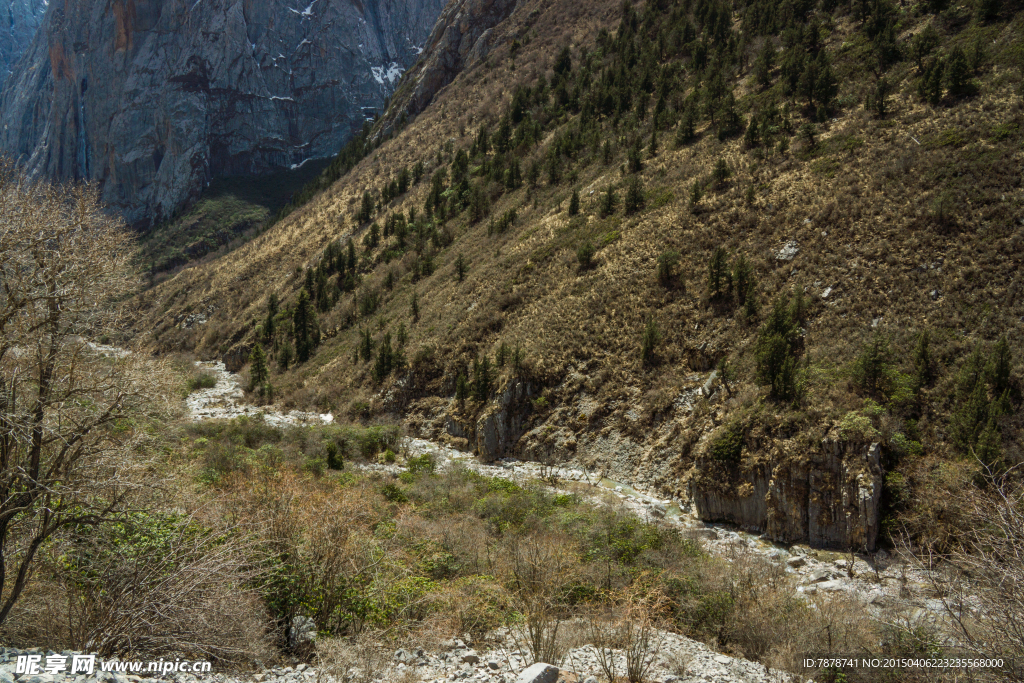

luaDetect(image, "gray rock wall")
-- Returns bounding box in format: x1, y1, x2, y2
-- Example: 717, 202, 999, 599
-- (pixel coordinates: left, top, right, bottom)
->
0, 0, 46, 89
0, 0, 447, 227
691, 440, 884, 551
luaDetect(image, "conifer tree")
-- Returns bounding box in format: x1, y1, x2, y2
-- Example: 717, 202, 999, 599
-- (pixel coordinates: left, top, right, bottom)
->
455, 253, 468, 282
265, 293, 279, 342
641, 317, 662, 366
624, 176, 644, 215
249, 343, 269, 392
568, 188, 581, 216
411, 292, 420, 323
293, 288, 319, 363
708, 247, 732, 300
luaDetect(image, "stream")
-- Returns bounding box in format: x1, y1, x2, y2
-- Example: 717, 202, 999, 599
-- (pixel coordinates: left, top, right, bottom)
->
185, 360, 952, 630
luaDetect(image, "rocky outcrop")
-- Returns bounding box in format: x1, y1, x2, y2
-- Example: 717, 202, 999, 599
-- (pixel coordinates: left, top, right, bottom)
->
0, 0, 447, 227
690, 439, 884, 551
0, 0, 46, 89
383, 0, 520, 131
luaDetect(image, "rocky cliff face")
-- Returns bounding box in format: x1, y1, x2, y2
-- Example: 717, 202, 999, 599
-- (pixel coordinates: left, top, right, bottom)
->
381, 0, 519, 133
0, 0, 447, 227
0, 0, 46, 89
690, 439, 884, 552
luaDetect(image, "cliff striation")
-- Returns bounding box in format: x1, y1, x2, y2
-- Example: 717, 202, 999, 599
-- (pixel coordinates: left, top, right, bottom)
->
0, 0, 46, 89
0, 0, 447, 227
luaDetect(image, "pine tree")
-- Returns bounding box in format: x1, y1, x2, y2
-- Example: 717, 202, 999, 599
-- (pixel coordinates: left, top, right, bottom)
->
293, 288, 319, 363
568, 188, 581, 216
755, 296, 800, 401
473, 356, 492, 402
265, 293, 278, 341
397, 322, 408, 348
641, 317, 662, 366
576, 241, 596, 270
372, 333, 395, 383
986, 336, 1012, 397
455, 372, 469, 407
657, 250, 680, 288
733, 254, 753, 305
945, 46, 972, 97
455, 253, 468, 282
358, 190, 374, 223
648, 129, 658, 157
249, 343, 269, 392
411, 292, 420, 323
913, 330, 934, 390
359, 327, 374, 362
278, 340, 294, 371
624, 176, 644, 215
754, 40, 774, 87
599, 187, 617, 218
708, 247, 731, 300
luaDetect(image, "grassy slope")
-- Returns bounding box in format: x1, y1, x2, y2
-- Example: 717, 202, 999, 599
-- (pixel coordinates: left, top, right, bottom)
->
138, 159, 332, 278
139, 0, 1024, 547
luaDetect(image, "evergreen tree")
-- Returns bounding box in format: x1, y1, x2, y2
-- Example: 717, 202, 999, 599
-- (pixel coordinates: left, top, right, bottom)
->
599, 187, 617, 218
853, 333, 894, 397
624, 176, 644, 215
278, 340, 294, 372
568, 188, 581, 216
576, 241, 596, 270
249, 343, 269, 392
473, 356, 492, 402
755, 295, 800, 401
754, 40, 775, 87
627, 141, 643, 173
641, 317, 662, 366
455, 372, 469, 407
455, 253, 468, 282
689, 180, 703, 208
657, 250, 680, 288
675, 104, 696, 146
358, 190, 374, 223
411, 291, 420, 323
913, 330, 934, 390
945, 46, 972, 97
986, 336, 1012, 397
397, 322, 408, 348
293, 288, 319, 363
648, 128, 658, 157
359, 327, 374, 362
265, 293, 279, 341
919, 57, 944, 104
733, 254, 753, 305
372, 333, 396, 383
708, 247, 731, 300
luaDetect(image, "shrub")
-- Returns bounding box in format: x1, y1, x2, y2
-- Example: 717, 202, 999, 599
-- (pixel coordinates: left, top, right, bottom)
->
709, 423, 744, 466
407, 453, 436, 474
186, 372, 218, 394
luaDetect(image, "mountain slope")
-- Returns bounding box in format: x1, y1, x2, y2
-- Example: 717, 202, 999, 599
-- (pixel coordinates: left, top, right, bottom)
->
139, 0, 1024, 551
0, 0, 447, 228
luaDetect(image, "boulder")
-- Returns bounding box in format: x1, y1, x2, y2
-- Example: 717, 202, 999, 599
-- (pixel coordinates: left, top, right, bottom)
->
515, 663, 559, 683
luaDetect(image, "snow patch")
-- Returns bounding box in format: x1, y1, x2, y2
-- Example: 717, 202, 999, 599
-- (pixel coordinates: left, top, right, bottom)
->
289, 0, 317, 17
370, 62, 403, 86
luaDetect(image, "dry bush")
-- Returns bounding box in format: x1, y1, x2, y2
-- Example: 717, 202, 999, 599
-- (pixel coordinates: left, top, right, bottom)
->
315, 633, 392, 683
2, 516, 272, 667
506, 532, 579, 665
938, 469, 1024, 682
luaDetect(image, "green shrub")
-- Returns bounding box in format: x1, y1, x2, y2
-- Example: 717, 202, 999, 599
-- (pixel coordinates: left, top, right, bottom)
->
186, 372, 217, 394
709, 423, 745, 466
381, 483, 409, 503
407, 453, 436, 474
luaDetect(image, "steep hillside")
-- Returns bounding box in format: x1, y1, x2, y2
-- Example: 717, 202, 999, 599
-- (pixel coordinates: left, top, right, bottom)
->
139, 0, 1024, 552
0, 0, 447, 228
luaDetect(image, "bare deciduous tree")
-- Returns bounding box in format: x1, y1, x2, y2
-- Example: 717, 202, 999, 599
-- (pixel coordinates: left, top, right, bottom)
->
0, 160, 171, 626
941, 467, 1024, 682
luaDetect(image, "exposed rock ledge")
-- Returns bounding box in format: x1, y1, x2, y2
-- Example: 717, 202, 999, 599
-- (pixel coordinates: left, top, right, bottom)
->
690, 440, 883, 552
